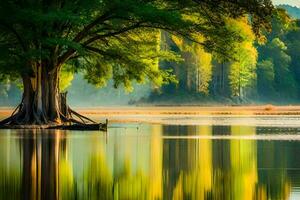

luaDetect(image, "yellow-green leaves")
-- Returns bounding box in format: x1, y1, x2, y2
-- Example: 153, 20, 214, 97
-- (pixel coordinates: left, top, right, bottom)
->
60, 67, 74, 92
194, 45, 212, 95
227, 17, 258, 98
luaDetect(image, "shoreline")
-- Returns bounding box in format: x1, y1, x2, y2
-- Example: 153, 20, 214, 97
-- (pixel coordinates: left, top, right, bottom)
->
2, 105, 300, 116
1, 106, 300, 126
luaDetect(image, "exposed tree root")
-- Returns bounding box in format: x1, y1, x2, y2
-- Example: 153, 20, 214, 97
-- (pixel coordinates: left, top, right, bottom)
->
0, 101, 107, 131
0, 114, 18, 126
69, 107, 97, 124
0, 110, 107, 131
0, 91, 107, 131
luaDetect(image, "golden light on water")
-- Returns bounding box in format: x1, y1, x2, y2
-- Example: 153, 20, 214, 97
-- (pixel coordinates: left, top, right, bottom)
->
0, 124, 300, 200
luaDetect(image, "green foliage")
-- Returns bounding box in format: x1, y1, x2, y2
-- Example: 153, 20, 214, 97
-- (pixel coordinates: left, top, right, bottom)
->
149, 6, 300, 104
257, 59, 275, 98
166, 34, 213, 95
60, 67, 74, 92
194, 46, 213, 94
285, 20, 300, 94
228, 17, 258, 98
258, 11, 298, 99
0, 0, 273, 93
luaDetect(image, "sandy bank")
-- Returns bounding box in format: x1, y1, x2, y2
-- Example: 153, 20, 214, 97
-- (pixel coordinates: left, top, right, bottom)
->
1, 105, 300, 116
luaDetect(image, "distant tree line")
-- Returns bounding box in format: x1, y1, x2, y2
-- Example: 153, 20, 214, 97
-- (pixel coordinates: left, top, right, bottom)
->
147, 5, 300, 104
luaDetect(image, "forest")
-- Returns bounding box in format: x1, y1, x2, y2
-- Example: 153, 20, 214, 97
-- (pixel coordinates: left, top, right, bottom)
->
149, 4, 300, 104
1, 5, 299, 107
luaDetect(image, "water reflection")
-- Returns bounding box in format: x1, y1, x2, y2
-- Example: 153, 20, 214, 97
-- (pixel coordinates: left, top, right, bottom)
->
0, 125, 300, 199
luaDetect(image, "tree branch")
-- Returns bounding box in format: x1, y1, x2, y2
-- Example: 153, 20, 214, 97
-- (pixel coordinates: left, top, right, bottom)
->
56, 12, 114, 68
82, 22, 142, 46
73, 12, 113, 43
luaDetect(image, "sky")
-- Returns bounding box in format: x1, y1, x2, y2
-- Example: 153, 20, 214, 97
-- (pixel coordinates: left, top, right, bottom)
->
273, 0, 300, 7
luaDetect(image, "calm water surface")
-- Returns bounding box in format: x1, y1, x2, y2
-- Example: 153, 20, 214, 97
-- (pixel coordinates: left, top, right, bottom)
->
1, 117, 300, 200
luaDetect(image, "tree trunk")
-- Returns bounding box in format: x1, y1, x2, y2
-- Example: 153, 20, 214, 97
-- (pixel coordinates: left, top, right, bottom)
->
1, 62, 64, 125
0, 61, 105, 129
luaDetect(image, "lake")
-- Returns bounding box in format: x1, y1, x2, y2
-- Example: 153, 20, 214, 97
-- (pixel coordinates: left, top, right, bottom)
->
1, 116, 300, 200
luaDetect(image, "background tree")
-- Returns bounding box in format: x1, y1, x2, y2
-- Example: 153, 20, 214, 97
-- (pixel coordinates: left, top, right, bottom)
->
157, 34, 213, 97
285, 20, 300, 99
227, 17, 258, 101
257, 9, 298, 100
146, 6, 300, 105
256, 59, 275, 99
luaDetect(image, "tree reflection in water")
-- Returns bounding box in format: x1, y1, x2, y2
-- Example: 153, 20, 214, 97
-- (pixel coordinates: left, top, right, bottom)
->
20, 130, 73, 200
0, 125, 298, 200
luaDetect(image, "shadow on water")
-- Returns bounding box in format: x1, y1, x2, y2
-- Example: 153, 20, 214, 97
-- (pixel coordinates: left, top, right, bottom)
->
1, 124, 300, 199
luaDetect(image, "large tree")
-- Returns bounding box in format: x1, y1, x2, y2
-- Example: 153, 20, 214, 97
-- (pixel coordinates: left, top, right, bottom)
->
0, 0, 273, 125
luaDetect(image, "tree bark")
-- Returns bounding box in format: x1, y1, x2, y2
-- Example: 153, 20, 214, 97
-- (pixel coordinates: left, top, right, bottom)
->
0, 61, 106, 129
0, 62, 63, 125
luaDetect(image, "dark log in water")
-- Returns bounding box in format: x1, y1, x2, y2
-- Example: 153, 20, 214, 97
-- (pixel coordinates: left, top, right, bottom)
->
0, 122, 107, 131
52, 122, 107, 131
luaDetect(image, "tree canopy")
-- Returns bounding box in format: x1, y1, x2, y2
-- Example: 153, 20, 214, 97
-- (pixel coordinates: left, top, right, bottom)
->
0, 0, 273, 88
